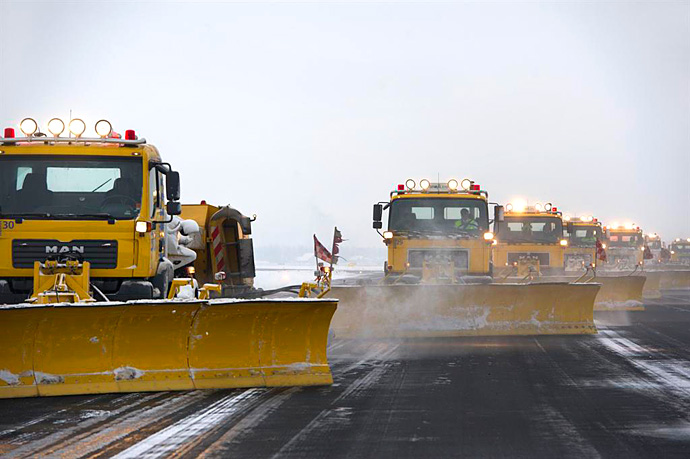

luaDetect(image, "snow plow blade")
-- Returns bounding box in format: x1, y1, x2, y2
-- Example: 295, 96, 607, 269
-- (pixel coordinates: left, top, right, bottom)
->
643, 272, 662, 299
657, 270, 690, 290
592, 276, 646, 311
327, 283, 599, 338
0, 298, 336, 399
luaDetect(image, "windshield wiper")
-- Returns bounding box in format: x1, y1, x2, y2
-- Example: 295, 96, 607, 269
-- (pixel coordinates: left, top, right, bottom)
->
0, 212, 52, 219
91, 178, 113, 193
51, 213, 117, 220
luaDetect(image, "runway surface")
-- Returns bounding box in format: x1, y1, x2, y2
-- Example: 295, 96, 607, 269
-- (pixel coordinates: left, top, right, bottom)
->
1, 290, 689, 458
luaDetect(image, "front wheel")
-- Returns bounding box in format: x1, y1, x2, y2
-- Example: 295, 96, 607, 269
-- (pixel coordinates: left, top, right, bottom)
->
151, 270, 171, 299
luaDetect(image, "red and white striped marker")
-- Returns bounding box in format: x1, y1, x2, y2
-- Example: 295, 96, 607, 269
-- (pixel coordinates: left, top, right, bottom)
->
210, 224, 226, 274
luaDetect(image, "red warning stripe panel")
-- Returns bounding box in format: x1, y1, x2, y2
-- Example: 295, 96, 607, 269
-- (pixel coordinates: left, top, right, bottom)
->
210, 224, 226, 274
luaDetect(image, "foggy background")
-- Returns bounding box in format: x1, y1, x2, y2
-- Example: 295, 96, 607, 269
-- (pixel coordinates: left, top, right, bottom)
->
1, 0, 688, 266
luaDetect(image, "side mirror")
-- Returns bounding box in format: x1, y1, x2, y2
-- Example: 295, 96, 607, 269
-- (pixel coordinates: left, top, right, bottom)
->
567, 222, 574, 233
166, 201, 182, 216
494, 205, 504, 223
373, 204, 383, 229
166, 171, 181, 201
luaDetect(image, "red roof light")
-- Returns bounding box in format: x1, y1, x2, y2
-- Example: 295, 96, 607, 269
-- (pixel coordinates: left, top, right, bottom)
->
397, 184, 405, 191
470, 184, 480, 191
552, 207, 558, 212
3, 127, 15, 138
125, 129, 137, 140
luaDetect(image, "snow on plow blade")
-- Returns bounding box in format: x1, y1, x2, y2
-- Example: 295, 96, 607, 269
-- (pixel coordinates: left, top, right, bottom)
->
592, 276, 646, 311
0, 298, 336, 399
327, 283, 599, 338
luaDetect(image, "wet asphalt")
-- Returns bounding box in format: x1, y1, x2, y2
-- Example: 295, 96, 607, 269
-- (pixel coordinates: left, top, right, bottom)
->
1, 290, 689, 458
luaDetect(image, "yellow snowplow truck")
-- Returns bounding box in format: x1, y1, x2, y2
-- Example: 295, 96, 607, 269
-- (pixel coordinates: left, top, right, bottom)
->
670, 238, 690, 265
644, 233, 664, 265
0, 119, 335, 399
602, 224, 644, 270
327, 179, 599, 337
562, 217, 646, 310
492, 203, 567, 278
643, 238, 690, 291
179, 202, 257, 296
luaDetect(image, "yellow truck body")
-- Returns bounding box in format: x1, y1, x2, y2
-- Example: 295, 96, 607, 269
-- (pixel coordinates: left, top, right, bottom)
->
180, 203, 256, 294
562, 219, 603, 271
0, 133, 181, 302
492, 207, 567, 277
670, 238, 690, 265
602, 226, 644, 270
380, 187, 493, 279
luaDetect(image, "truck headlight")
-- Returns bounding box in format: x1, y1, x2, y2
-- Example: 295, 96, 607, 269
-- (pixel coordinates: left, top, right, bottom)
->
483, 232, 494, 241
69, 118, 86, 137
420, 179, 430, 191
19, 118, 38, 136
383, 231, 393, 240
136, 221, 152, 233
447, 179, 459, 191
48, 118, 65, 136
405, 179, 416, 190
560, 239, 568, 246
95, 119, 112, 138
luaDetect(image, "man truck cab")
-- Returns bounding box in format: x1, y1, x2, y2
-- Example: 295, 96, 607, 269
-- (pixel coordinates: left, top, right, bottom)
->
0, 118, 182, 303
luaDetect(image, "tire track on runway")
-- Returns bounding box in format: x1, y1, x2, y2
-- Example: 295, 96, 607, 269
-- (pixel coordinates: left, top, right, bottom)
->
597, 327, 690, 400
111, 389, 265, 458
0, 392, 171, 457
529, 337, 636, 457
4, 391, 219, 459
270, 343, 401, 458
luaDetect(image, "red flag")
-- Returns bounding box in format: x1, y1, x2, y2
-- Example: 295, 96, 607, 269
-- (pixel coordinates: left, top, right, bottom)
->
331, 227, 345, 264
596, 239, 607, 262
314, 235, 332, 263
334, 227, 343, 244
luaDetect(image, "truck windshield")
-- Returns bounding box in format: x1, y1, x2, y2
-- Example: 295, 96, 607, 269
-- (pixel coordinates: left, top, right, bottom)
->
608, 232, 642, 247
497, 216, 563, 243
646, 239, 662, 250
388, 198, 488, 235
671, 243, 690, 253
0, 155, 143, 220
565, 225, 602, 247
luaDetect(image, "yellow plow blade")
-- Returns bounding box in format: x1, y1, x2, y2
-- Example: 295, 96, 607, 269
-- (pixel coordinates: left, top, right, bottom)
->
0, 299, 336, 399
190, 300, 335, 389
327, 283, 599, 338
592, 276, 646, 311
643, 272, 662, 299
657, 270, 690, 290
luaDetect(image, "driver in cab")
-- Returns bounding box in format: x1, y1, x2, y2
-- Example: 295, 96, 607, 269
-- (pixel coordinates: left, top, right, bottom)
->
455, 208, 478, 231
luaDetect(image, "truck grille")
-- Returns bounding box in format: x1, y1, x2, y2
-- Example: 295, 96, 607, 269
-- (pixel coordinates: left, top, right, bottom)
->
407, 249, 469, 270
507, 252, 550, 266
12, 239, 118, 269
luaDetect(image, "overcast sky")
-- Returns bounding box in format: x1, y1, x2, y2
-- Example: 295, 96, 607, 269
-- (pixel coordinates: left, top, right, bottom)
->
1, 0, 688, 256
